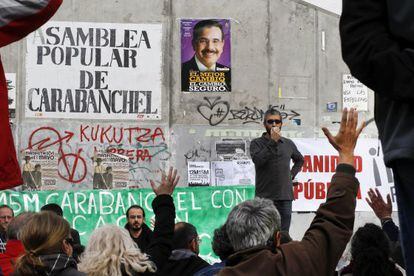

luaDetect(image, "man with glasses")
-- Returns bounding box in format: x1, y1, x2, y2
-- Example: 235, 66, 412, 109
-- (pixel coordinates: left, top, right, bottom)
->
159, 222, 209, 276
0, 205, 14, 253
181, 19, 231, 92
250, 108, 304, 233
125, 205, 153, 252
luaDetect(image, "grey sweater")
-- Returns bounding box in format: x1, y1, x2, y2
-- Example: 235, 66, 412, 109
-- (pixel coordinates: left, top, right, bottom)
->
250, 134, 304, 201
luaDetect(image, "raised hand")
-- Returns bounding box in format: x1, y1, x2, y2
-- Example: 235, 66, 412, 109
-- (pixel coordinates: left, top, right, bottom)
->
366, 188, 392, 220
150, 167, 180, 196
322, 108, 365, 165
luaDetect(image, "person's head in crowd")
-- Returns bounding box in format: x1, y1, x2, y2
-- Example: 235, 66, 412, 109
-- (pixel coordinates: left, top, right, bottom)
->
225, 197, 281, 251
173, 222, 201, 254
192, 20, 225, 69
263, 108, 283, 134
212, 224, 234, 261
126, 205, 146, 233
41, 203, 63, 216
105, 166, 112, 174
350, 223, 402, 276
6, 212, 35, 240
78, 224, 155, 276
0, 205, 14, 233
13, 212, 75, 275
40, 203, 85, 262
34, 164, 41, 172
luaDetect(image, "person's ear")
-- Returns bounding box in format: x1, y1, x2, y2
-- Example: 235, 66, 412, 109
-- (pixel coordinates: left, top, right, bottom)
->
274, 231, 281, 247
62, 239, 73, 256
189, 239, 197, 253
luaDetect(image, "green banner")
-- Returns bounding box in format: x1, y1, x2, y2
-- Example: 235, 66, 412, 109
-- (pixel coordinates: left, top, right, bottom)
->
0, 186, 254, 263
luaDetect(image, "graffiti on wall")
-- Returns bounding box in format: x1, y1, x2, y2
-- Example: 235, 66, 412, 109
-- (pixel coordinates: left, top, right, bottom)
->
197, 97, 301, 126
22, 124, 170, 189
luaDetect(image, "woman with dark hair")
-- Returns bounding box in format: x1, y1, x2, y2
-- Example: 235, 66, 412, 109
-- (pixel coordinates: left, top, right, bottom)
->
338, 223, 404, 276
12, 211, 85, 276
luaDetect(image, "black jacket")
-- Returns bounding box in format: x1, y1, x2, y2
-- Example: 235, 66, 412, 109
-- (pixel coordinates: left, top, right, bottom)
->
12, 254, 85, 276
340, 0, 414, 165
125, 222, 154, 252
157, 249, 210, 276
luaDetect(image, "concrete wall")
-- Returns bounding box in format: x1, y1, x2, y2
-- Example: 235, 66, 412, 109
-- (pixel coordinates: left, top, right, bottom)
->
1, 0, 385, 239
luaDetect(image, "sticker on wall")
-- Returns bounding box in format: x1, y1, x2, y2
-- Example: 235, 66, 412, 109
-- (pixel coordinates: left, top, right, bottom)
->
292, 118, 302, 126
181, 19, 231, 92
326, 102, 337, 112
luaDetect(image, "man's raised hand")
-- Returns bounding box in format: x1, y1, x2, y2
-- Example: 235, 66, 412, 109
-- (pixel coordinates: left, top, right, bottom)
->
322, 108, 365, 166
366, 188, 392, 220
150, 167, 180, 196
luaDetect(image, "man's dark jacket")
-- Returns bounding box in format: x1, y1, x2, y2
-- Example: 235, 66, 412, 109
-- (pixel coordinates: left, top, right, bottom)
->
340, 0, 414, 166
219, 164, 359, 276
181, 56, 231, 92
157, 249, 210, 276
125, 222, 154, 252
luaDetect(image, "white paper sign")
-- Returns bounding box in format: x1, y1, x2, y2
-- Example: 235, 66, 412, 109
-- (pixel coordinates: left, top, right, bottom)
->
25, 21, 162, 120
291, 138, 397, 211
211, 161, 234, 186
232, 159, 255, 185
342, 74, 368, 111
188, 162, 211, 186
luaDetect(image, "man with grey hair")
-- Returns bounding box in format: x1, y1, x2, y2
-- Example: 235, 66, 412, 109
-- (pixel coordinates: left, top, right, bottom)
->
221, 108, 365, 276
0, 212, 34, 275
226, 197, 281, 252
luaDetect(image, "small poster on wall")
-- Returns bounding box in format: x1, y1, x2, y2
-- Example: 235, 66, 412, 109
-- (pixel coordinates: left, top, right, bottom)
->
181, 19, 231, 92
21, 151, 58, 191
92, 153, 129, 190
232, 159, 255, 185
188, 161, 211, 186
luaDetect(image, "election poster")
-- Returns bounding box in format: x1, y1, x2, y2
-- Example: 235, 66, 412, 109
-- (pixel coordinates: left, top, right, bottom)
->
181, 19, 231, 92
93, 153, 129, 190
21, 150, 58, 191
188, 161, 211, 186
5, 73, 16, 121
25, 21, 162, 120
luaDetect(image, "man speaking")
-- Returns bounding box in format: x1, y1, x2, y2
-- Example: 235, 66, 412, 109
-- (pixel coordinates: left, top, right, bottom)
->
181, 19, 231, 92
250, 108, 304, 233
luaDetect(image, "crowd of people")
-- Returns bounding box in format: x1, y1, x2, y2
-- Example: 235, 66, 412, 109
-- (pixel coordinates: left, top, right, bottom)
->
0, 109, 406, 276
